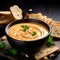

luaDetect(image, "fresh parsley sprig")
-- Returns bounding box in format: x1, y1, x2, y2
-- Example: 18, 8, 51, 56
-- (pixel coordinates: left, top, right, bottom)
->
46, 35, 55, 47
21, 25, 29, 32
0, 42, 17, 56
0, 42, 7, 48
5, 48, 17, 55
32, 31, 36, 36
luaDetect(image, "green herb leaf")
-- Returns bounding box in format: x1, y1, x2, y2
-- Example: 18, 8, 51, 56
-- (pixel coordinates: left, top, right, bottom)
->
46, 35, 55, 47
32, 31, 36, 36
5, 48, 17, 55
0, 42, 7, 48
21, 25, 29, 32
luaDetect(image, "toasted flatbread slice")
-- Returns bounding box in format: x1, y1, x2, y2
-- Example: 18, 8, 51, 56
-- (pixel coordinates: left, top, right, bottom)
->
10, 5, 23, 20
0, 11, 11, 16
50, 21, 60, 38
0, 15, 13, 25
35, 46, 59, 60
26, 13, 53, 25
46, 18, 53, 25
26, 13, 44, 21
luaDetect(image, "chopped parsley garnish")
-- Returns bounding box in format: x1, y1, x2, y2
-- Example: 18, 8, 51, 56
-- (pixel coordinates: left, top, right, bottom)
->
5, 48, 17, 55
46, 35, 55, 47
0, 42, 17, 56
21, 25, 29, 32
32, 31, 36, 36
0, 42, 7, 48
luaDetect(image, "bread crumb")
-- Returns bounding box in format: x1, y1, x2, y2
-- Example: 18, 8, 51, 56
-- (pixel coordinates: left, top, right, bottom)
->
29, 9, 33, 12
1, 36, 6, 41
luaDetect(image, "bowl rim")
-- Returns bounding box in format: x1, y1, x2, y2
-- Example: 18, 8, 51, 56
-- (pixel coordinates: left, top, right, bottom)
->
5, 19, 51, 42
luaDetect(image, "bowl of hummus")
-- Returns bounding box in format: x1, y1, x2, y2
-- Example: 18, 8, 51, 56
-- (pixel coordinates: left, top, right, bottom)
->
5, 19, 50, 55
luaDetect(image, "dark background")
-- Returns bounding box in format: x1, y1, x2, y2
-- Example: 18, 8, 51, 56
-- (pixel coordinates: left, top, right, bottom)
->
0, 0, 60, 21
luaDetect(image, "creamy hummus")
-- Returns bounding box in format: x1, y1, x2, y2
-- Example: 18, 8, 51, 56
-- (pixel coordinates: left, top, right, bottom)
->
8, 23, 48, 41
